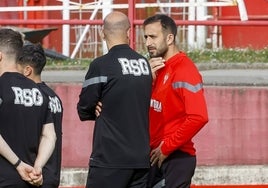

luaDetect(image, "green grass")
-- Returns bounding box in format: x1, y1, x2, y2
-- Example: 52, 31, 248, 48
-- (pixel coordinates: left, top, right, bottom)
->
46, 47, 268, 70
46, 59, 90, 70
187, 47, 268, 63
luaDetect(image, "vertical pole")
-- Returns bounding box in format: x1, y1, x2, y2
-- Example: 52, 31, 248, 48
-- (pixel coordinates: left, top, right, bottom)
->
212, 1, 219, 49
62, 0, 70, 56
128, 0, 135, 49
27, 0, 35, 28
23, 0, 27, 20
188, 0, 196, 49
43, 0, 49, 48
196, 0, 207, 49
102, 0, 112, 55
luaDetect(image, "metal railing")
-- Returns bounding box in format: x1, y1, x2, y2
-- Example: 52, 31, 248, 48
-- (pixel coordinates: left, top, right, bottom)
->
0, 0, 258, 59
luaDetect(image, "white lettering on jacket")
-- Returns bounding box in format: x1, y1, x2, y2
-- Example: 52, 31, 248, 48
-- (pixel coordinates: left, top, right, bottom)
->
49, 96, 62, 113
12, 87, 43, 107
118, 58, 150, 76
150, 99, 162, 112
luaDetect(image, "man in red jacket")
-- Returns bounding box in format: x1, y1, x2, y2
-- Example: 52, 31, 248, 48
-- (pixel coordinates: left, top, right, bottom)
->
143, 14, 209, 188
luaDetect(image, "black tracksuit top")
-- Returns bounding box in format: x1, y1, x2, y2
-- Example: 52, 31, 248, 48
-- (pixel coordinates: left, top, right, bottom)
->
77, 44, 152, 168
37, 82, 63, 187
0, 72, 52, 185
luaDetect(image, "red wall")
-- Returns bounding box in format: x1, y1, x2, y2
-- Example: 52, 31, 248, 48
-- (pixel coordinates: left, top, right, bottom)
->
194, 86, 268, 165
221, 0, 268, 49
0, 0, 18, 19
49, 83, 268, 167
50, 84, 93, 167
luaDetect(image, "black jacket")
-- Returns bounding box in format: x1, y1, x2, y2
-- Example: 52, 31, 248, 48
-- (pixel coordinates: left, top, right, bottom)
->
77, 44, 152, 168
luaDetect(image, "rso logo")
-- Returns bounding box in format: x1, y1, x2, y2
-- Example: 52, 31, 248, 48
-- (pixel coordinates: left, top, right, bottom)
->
49, 96, 62, 113
12, 87, 43, 107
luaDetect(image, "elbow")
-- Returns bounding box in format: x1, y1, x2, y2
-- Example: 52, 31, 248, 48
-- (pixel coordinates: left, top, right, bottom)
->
193, 114, 209, 128
47, 126, 57, 147
201, 114, 209, 126
77, 108, 93, 121
77, 104, 89, 121
77, 106, 96, 121
52, 131, 57, 144
51, 131, 57, 152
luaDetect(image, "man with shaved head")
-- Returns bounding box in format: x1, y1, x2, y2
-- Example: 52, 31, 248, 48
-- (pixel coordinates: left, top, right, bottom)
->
77, 11, 152, 188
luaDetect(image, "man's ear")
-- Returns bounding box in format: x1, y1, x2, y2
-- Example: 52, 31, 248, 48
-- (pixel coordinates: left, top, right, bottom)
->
101, 28, 105, 40
23, 65, 33, 77
127, 28, 131, 39
166, 34, 175, 46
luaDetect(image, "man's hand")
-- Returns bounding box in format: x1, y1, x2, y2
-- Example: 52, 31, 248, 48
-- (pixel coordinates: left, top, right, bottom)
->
95, 102, 102, 117
150, 141, 168, 168
16, 161, 34, 182
28, 166, 43, 187
16, 161, 43, 186
149, 57, 165, 80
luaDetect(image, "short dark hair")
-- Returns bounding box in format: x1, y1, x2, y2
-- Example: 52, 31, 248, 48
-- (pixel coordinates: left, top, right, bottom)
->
143, 14, 177, 37
0, 28, 24, 57
17, 43, 46, 75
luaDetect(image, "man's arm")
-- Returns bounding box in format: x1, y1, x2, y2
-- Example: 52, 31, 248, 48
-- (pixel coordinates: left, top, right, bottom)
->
0, 134, 34, 182
161, 68, 209, 156
34, 122, 56, 169
77, 62, 106, 121
0, 134, 20, 166
28, 122, 56, 186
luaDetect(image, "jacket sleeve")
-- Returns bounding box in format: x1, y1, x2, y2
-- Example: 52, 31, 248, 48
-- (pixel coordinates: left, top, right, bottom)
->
161, 86, 208, 155
161, 61, 209, 156
77, 62, 105, 121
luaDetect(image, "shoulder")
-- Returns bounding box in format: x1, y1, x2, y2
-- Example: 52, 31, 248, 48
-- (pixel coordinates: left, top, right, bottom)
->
176, 52, 199, 71
88, 55, 108, 70
37, 82, 61, 100
172, 53, 202, 81
38, 82, 53, 94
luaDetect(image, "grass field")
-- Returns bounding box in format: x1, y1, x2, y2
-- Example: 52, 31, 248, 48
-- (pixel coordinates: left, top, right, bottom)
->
46, 47, 268, 70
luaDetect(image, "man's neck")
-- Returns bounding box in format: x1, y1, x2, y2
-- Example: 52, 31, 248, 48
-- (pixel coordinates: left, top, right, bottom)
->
0, 64, 18, 75
29, 74, 42, 84
164, 45, 179, 60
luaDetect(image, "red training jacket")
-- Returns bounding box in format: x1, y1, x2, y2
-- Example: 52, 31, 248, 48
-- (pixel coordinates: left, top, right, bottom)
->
149, 52, 209, 156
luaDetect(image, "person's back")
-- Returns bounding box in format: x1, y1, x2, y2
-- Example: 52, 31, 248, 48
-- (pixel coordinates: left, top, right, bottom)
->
0, 73, 50, 180
38, 82, 63, 188
0, 28, 54, 187
17, 43, 63, 188
83, 44, 151, 167
77, 11, 152, 188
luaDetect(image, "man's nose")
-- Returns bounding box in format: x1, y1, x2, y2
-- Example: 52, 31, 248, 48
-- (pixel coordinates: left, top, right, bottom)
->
145, 38, 152, 47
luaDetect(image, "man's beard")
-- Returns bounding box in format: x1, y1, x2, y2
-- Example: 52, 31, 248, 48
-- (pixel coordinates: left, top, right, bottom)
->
149, 47, 168, 58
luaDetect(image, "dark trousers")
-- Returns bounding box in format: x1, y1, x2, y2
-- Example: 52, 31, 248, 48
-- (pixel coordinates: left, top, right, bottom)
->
40, 184, 59, 188
3, 182, 37, 188
86, 167, 149, 188
147, 150, 196, 188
